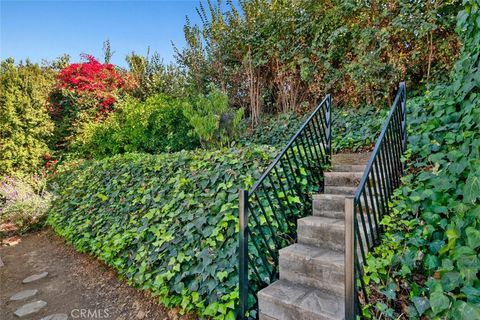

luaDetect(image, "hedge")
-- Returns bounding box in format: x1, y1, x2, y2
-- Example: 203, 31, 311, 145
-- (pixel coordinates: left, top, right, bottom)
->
47, 146, 277, 319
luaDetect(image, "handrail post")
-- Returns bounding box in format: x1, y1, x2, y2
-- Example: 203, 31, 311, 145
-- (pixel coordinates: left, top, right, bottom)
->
345, 196, 355, 320
239, 189, 249, 319
400, 82, 407, 153
326, 94, 332, 162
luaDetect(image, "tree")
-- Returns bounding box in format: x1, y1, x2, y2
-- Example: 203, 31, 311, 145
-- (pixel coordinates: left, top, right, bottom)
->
0, 59, 56, 176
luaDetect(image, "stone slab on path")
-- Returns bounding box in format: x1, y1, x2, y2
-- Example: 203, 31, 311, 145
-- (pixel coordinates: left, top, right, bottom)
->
14, 300, 47, 317
22, 271, 48, 283
0, 255, 4, 267
39, 314, 69, 320
10, 289, 38, 301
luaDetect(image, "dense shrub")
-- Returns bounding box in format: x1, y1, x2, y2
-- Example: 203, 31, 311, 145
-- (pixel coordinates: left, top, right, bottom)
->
364, 2, 480, 318
73, 94, 199, 157
0, 59, 56, 176
47, 146, 278, 319
184, 87, 243, 148
176, 0, 461, 121
0, 175, 53, 234
49, 54, 132, 148
126, 51, 188, 100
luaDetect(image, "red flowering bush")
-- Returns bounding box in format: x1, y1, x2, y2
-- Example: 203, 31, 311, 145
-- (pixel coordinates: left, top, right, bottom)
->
49, 54, 133, 149
56, 54, 125, 113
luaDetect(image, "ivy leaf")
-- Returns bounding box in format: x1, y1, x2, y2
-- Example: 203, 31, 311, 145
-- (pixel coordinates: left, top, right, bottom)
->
412, 296, 430, 316
96, 193, 108, 201
429, 291, 450, 314
463, 170, 480, 204
465, 227, 480, 249
451, 301, 480, 320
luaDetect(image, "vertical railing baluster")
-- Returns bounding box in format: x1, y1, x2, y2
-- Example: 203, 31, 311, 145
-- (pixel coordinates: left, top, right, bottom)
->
326, 94, 332, 159
239, 189, 248, 319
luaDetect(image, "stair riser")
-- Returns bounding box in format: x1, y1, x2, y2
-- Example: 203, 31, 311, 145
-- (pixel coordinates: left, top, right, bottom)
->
323, 186, 357, 195
312, 209, 344, 219
280, 270, 344, 296
279, 256, 344, 296
297, 225, 344, 252
324, 173, 362, 187
259, 300, 341, 320
332, 164, 367, 172
258, 283, 345, 320
313, 196, 382, 216
313, 198, 344, 212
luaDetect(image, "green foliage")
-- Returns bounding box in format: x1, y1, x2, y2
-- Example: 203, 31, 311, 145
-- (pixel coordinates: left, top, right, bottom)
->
0, 175, 53, 235
184, 88, 243, 148
332, 107, 388, 152
364, 2, 480, 318
126, 51, 188, 100
239, 106, 386, 152
47, 146, 277, 319
176, 0, 461, 121
0, 59, 56, 176
239, 113, 308, 147
73, 95, 199, 158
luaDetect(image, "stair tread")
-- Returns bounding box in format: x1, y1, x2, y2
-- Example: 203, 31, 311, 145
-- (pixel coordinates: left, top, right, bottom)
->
299, 215, 344, 227
332, 152, 371, 165
324, 171, 364, 176
259, 280, 344, 320
312, 210, 344, 219
313, 193, 349, 200
332, 164, 367, 172
281, 243, 344, 266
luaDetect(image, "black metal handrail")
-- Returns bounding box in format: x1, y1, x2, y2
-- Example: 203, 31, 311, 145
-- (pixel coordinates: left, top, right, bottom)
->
238, 95, 332, 319
345, 82, 407, 318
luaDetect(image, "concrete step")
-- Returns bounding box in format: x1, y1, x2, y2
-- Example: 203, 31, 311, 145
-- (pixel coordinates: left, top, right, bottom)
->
258, 280, 344, 320
324, 185, 357, 195
279, 244, 344, 296
324, 172, 363, 187
332, 164, 367, 173
297, 216, 344, 252
313, 193, 381, 220
332, 152, 371, 166
312, 209, 344, 219
313, 194, 346, 212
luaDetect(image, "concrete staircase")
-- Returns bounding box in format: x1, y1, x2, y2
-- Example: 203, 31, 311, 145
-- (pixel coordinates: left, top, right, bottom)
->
258, 153, 369, 320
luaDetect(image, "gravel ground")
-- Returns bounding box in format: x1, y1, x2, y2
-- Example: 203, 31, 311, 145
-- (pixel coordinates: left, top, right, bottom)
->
0, 229, 195, 320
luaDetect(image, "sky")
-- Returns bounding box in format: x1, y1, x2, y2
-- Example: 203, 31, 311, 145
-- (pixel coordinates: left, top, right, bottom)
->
0, 0, 210, 67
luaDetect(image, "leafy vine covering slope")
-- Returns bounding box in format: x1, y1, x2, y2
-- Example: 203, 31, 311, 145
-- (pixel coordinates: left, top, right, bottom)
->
365, 1, 480, 318
47, 146, 277, 319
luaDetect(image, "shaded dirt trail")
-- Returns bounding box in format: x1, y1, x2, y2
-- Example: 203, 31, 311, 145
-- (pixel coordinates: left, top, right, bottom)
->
0, 230, 194, 320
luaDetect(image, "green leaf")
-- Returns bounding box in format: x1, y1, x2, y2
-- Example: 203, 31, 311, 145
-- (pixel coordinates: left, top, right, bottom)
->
463, 170, 480, 204
429, 291, 450, 314
96, 193, 108, 201
451, 301, 480, 320
465, 227, 480, 249
412, 296, 430, 316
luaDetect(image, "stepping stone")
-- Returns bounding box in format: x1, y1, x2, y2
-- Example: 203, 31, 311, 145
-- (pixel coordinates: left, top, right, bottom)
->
22, 271, 48, 283
14, 300, 47, 317
40, 314, 69, 320
0, 255, 4, 267
10, 289, 38, 301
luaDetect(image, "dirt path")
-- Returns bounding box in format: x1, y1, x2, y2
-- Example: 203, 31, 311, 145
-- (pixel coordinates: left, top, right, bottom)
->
0, 230, 194, 320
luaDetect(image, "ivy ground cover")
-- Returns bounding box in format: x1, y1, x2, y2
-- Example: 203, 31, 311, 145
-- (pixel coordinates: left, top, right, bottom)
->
47, 146, 277, 319
364, 2, 480, 318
